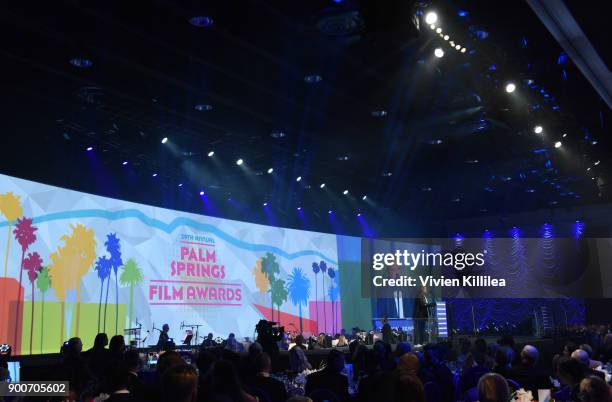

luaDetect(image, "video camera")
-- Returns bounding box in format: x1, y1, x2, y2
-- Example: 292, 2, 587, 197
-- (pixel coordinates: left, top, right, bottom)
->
255, 320, 284, 338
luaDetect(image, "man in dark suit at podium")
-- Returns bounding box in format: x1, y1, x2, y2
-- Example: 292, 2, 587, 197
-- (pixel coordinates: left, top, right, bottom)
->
413, 286, 431, 345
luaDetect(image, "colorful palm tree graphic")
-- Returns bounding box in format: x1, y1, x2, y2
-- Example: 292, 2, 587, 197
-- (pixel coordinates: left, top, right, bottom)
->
270, 278, 288, 324
287, 267, 310, 333
319, 261, 328, 333
261, 253, 280, 320
0, 192, 23, 277
105, 233, 123, 335
94, 256, 111, 333
23, 251, 42, 355
252, 258, 269, 305
119, 258, 143, 342
312, 262, 320, 328
13, 217, 38, 348
35, 267, 51, 354
49, 224, 96, 343
327, 268, 338, 334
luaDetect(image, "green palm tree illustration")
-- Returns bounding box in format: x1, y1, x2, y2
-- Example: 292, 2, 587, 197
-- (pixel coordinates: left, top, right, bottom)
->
287, 267, 310, 333
261, 253, 280, 320
270, 278, 288, 325
119, 258, 143, 342
35, 267, 51, 354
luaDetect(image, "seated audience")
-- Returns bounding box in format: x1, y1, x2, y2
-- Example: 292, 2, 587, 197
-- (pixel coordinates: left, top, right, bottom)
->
289, 345, 312, 377
572, 349, 606, 380
105, 363, 137, 402
506, 345, 551, 394
248, 352, 288, 402
554, 357, 585, 402
477, 373, 510, 402
397, 353, 425, 402
419, 344, 454, 402
305, 349, 350, 402
124, 349, 146, 399
225, 333, 242, 353
162, 363, 198, 402
492, 346, 514, 379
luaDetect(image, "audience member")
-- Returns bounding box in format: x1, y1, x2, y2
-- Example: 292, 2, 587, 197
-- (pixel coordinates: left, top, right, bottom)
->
506, 345, 551, 394
572, 349, 606, 380
397, 353, 425, 402
202, 333, 218, 348
210, 359, 257, 402
579, 376, 612, 402
105, 363, 137, 402
554, 357, 585, 402
248, 352, 288, 402
477, 373, 510, 402
162, 363, 198, 402
305, 349, 350, 402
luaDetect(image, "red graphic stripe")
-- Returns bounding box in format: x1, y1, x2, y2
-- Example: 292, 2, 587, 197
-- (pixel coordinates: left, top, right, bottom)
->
180, 241, 215, 247
150, 279, 241, 286
150, 302, 241, 306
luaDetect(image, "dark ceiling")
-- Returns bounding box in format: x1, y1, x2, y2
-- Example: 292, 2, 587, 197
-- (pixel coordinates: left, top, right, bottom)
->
0, 0, 609, 237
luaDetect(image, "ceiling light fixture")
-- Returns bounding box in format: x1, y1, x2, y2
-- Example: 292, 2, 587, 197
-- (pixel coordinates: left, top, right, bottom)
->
425, 11, 438, 25
161, 137, 168, 144
207, 151, 214, 157
434, 48, 444, 58
534, 125, 543, 134
505, 83, 516, 93
267, 168, 274, 174
236, 159, 244, 165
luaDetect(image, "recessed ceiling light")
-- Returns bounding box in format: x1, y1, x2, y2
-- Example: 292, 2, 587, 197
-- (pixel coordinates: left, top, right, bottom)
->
70, 58, 93, 68
152, 173, 158, 177
194, 104, 213, 111
443, 35, 449, 40
86, 146, 93, 151
534, 125, 543, 134
362, 195, 367, 200
436, 27, 442, 33
562, 133, 567, 138
382, 172, 392, 177
429, 139, 443, 145
199, 191, 205, 196
357, 213, 362, 217
236, 159, 244, 165
297, 207, 302, 211
320, 183, 326, 188
328, 210, 333, 214
270, 131, 286, 138
337, 155, 349, 161
425, 11, 438, 25
422, 187, 432, 192
591, 140, 598, 145
267, 168, 274, 174
554, 141, 562, 148
178, 183, 183, 187
343, 189, 349, 195
505, 83, 516, 93
189, 16, 214, 27
371, 110, 387, 117
434, 48, 444, 58
207, 151, 214, 157
122, 161, 128, 166
304, 74, 322, 83
263, 202, 268, 206
455, 44, 461, 50
296, 176, 302, 182
161, 137, 168, 144
461, 47, 467, 53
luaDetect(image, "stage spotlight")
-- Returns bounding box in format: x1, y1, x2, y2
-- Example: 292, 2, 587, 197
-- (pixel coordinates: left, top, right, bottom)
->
425, 11, 438, 25
297, 206, 302, 211
534, 125, 543, 134
320, 183, 326, 188
236, 158, 244, 165
263, 202, 268, 206
443, 35, 449, 40
86, 146, 93, 151
434, 48, 444, 58
362, 195, 367, 200
267, 168, 274, 174
152, 173, 158, 177
455, 44, 461, 50
555, 141, 562, 148
328, 210, 333, 214
461, 47, 466, 53
436, 27, 442, 33
207, 151, 215, 157
296, 176, 302, 182
505, 83, 516, 93
161, 137, 168, 144
594, 160, 600, 165
122, 161, 128, 166
199, 191, 205, 196
343, 189, 349, 195
178, 183, 183, 187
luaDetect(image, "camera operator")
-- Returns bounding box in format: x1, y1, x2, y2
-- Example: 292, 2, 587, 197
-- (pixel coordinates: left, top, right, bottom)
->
255, 320, 283, 365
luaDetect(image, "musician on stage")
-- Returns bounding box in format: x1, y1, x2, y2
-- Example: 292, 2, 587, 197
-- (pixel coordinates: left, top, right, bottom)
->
156, 323, 170, 350
413, 286, 433, 345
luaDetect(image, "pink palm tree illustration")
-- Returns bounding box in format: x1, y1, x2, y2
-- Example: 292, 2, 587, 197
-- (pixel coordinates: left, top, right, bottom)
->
13, 217, 38, 350
23, 251, 42, 355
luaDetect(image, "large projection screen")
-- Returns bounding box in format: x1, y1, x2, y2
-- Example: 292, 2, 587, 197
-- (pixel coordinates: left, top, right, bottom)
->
0, 173, 341, 355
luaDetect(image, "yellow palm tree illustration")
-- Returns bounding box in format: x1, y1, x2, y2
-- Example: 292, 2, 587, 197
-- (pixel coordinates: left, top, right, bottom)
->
0, 192, 24, 277
49, 224, 96, 342
252, 258, 268, 305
